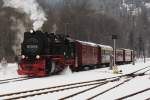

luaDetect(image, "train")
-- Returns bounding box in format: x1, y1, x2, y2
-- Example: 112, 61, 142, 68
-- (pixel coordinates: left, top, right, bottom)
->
17, 30, 135, 77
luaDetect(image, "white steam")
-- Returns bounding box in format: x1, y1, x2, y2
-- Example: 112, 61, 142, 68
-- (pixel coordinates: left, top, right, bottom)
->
2, 0, 47, 30
60, 66, 72, 75
10, 16, 26, 55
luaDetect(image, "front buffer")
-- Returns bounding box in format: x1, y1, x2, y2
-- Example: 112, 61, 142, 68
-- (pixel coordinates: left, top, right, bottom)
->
17, 59, 47, 77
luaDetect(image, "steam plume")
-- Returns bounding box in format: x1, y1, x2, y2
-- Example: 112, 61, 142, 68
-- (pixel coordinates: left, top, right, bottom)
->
10, 16, 26, 55
2, 0, 47, 30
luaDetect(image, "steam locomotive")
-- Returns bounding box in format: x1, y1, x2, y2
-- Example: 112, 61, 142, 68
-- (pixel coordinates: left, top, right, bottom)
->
18, 30, 134, 77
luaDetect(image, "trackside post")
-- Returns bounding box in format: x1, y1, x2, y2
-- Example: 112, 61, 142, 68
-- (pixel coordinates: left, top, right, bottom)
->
112, 35, 119, 74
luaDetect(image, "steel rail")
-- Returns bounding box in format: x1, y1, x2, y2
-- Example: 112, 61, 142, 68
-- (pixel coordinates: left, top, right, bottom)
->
4, 82, 108, 100
116, 88, 150, 100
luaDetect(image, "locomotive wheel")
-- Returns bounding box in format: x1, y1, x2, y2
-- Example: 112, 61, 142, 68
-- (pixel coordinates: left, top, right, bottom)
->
96, 64, 101, 68
50, 61, 56, 74
50, 61, 64, 75
93, 65, 97, 69
83, 66, 90, 71
46, 61, 56, 75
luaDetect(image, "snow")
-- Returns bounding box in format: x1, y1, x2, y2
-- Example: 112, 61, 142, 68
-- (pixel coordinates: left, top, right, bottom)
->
76, 40, 113, 49
93, 76, 150, 100
121, 0, 142, 16
0, 63, 21, 79
145, 3, 150, 8
76, 40, 98, 47
97, 44, 113, 50
60, 66, 72, 75
0, 58, 150, 100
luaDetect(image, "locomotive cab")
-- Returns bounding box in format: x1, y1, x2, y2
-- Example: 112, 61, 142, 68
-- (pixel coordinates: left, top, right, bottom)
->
44, 35, 76, 75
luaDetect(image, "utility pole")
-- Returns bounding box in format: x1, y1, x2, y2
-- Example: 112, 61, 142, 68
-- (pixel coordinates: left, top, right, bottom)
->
143, 25, 146, 63
112, 35, 117, 66
65, 23, 69, 36
143, 46, 146, 63
112, 35, 119, 74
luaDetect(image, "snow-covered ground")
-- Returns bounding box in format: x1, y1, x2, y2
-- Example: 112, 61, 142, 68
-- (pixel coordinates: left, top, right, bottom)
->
0, 58, 150, 100
0, 63, 20, 79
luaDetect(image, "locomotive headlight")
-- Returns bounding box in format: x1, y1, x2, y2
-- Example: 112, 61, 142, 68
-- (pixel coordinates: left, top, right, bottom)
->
30, 29, 34, 33
36, 55, 40, 59
21, 55, 25, 59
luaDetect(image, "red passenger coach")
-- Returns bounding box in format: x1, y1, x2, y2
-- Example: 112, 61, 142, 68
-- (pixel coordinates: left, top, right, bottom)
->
115, 49, 133, 64
116, 49, 124, 64
123, 49, 133, 63
75, 40, 98, 70
97, 44, 113, 66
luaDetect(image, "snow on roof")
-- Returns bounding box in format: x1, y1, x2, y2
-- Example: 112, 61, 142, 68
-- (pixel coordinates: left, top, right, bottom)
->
116, 49, 123, 52
76, 40, 97, 47
119, 48, 133, 51
76, 40, 113, 49
97, 44, 113, 50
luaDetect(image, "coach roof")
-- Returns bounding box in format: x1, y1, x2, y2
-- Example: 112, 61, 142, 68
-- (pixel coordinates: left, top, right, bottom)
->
97, 44, 113, 50
76, 40, 97, 47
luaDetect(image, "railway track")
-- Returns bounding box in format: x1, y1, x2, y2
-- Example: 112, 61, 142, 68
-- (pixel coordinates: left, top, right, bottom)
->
0, 76, 29, 82
1, 66, 150, 100
116, 87, 150, 100
145, 97, 150, 100
85, 68, 150, 100
0, 77, 32, 84
59, 66, 150, 100
86, 78, 132, 100
0, 77, 119, 100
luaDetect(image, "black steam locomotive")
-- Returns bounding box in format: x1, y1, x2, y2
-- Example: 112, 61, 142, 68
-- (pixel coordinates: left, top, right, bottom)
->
18, 30, 75, 76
